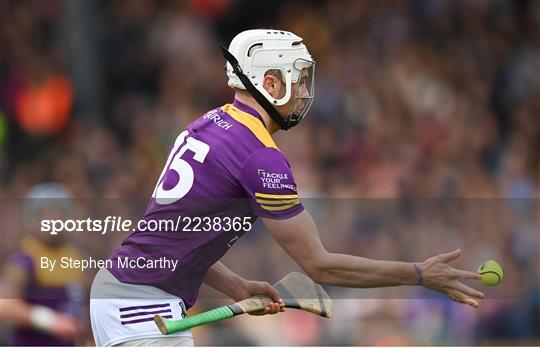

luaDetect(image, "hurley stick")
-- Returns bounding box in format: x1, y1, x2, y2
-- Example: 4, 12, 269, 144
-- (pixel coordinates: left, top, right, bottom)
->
154, 272, 333, 335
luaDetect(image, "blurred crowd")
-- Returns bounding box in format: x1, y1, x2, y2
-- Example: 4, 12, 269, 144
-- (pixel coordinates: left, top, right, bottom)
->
1, 0, 539, 345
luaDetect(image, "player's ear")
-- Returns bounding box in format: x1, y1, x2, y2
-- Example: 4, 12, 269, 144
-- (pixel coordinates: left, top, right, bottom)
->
263, 75, 280, 98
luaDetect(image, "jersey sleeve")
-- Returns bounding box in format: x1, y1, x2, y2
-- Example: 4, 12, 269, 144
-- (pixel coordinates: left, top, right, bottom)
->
238, 147, 304, 219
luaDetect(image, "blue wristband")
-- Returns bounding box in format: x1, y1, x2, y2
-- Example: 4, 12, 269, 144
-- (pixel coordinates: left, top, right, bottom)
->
413, 263, 423, 285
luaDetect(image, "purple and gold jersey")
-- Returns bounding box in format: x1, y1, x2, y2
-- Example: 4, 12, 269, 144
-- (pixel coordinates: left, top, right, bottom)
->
108, 100, 303, 308
5, 237, 85, 346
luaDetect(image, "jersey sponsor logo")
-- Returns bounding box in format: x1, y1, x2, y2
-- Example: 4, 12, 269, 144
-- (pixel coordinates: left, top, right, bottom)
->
257, 169, 296, 190
254, 192, 300, 211
204, 109, 233, 130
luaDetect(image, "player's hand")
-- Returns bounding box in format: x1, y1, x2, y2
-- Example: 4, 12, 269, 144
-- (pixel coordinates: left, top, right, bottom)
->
48, 313, 84, 343
235, 280, 284, 316
419, 249, 485, 308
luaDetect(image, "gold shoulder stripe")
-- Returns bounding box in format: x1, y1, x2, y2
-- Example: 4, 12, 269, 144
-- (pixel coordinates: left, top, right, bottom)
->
256, 198, 300, 206
255, 192, 298, 199
221, 104, 279, 150
260, 201, 300, 211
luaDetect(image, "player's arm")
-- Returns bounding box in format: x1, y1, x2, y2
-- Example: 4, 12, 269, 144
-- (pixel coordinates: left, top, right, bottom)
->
238, 147, 482, 308
263, 210, 485, 308
0, 297, 82, 342
203, 262, 283, 314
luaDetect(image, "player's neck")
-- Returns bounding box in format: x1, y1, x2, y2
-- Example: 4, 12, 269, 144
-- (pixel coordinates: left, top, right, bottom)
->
233, 93, 280, 134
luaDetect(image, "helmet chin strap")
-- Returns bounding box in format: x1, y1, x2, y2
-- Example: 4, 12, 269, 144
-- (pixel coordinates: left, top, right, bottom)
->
219, 44, 300, 131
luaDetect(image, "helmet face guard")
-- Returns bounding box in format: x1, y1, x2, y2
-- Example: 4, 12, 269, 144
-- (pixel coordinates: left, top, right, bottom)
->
284, 58, 315, 128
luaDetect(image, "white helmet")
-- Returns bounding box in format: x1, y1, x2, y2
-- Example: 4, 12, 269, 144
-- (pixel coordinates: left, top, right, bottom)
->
225, 29, 315, 124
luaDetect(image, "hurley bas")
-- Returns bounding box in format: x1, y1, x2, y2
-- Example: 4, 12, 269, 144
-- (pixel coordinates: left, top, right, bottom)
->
41, 256, 179, 272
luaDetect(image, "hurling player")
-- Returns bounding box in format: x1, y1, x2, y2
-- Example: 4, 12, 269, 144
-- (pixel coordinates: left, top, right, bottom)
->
90, 29, 484, 347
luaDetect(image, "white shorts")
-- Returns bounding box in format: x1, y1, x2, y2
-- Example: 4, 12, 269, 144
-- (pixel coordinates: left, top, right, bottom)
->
90, 268, 192, 347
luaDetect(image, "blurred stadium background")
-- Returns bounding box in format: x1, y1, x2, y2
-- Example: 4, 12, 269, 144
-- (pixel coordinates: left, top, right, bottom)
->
0, 0, 539, 346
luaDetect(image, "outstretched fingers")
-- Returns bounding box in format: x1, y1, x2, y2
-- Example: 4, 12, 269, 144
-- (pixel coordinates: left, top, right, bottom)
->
450, 268, 482, 280
451, 281, 485, 299
445, 288, 480, 309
